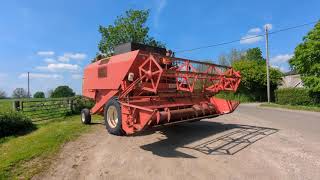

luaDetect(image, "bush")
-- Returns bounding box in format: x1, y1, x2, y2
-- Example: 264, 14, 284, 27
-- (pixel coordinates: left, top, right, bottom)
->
0, 112, 36, 137
72, 96, 95, 114
215, 92, 255, 103
275, 88, 316, 106
33, 91, 45, 98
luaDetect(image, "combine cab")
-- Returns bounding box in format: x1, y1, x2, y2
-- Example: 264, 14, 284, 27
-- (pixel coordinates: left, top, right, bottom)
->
81, 43, 241, 135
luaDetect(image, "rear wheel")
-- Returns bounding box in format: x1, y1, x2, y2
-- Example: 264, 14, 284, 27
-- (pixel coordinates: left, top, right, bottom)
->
104, 98, 124, 136
81, 108, 91, 124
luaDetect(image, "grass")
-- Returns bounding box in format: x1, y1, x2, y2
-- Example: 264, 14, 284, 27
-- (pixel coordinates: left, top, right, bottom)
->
260, 103, 320, 112
0, 99, 13, 113
0, 115, 98, 179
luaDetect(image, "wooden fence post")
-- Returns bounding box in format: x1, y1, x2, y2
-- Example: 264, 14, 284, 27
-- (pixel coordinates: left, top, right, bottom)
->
12, 100, 21, 111
69, 99, 74, 113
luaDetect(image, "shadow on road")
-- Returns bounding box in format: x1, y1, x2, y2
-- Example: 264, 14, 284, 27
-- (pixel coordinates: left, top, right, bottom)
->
140, 121, 278, 158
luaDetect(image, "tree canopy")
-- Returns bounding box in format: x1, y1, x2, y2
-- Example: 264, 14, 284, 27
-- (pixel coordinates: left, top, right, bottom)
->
33, 91, 45, 98
218, 48, 245, 66
97, 9, 165, 59
245, 47, 265, 61
12, 88, 28, 99
289, 21, 320, 92
218, 47, 265, 66
233, 60, 282, 101
50, 86, 75, 98
222, 47, 283, 101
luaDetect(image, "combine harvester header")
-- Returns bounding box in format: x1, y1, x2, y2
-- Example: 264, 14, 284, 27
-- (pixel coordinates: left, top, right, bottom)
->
81, 43, 241, 135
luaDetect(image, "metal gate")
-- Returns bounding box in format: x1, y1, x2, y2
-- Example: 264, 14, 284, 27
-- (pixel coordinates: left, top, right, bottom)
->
14, 98, 73, 122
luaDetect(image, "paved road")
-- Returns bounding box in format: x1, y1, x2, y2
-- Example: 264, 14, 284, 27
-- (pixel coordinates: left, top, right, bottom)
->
240, 104, 320, 141
34, 104, 320, 180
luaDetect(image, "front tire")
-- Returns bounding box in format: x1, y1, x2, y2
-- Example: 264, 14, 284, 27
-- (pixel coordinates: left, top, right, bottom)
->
104, 98, 124, 136
81, 108, 91, 124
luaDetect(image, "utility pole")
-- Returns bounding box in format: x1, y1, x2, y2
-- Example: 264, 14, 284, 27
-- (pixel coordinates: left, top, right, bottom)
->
265, 27, 271, 103
27, 72, 30, 98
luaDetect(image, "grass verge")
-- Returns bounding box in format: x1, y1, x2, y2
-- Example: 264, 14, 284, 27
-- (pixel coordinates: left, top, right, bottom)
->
260, 103, 320, 112
0, 115, 97, 179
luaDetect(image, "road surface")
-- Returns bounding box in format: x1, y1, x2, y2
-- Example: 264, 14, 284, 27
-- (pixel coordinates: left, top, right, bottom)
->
34, 104, 320, 180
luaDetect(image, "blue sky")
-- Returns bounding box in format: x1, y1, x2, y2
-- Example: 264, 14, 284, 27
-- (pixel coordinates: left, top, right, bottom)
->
0, 0, 319, 96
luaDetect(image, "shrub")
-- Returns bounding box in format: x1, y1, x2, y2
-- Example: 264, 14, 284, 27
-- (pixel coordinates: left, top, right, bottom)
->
215, 92, 255, 103
275, 88, 316, 106
72, 96, 95, 114
0, 112, 36, 137
33, 91, 45, 98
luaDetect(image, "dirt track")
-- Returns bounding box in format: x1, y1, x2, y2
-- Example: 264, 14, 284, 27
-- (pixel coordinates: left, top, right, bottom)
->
34, 104, 320, 180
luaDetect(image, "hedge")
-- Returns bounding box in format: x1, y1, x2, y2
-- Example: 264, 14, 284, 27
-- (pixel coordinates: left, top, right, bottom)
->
0, 112, 36, 137
275, 88, 316, 106
72, 95, 95, 114
215, 92, 255, 103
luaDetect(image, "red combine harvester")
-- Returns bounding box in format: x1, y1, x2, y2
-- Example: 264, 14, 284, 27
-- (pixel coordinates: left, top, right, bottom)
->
81, 43, 241, 135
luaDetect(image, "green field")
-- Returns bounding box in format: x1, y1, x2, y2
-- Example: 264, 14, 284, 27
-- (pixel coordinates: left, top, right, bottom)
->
0, 115, 99, 179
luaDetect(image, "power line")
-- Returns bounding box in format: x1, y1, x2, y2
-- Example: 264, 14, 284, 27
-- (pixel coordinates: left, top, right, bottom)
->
175, 20, 319, 54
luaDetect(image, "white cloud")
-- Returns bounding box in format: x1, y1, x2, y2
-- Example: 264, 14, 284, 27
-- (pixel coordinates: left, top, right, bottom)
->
58, 56, 69, 62
240, 26, 264, 44
37, 51, 55, 56
248, 28, 262, 33
36, 63, 80, 72
240, 35, 263, 44
271, 54, 293, 63
264, 23, 273, 30
71, 74, 82, 80
58, 53, 87, 62
154, 0, 167, 28
271, 65, 288, 72
19, 73, 63, 79
44, 58, 56, 63
240, 23, 273, 45
270, 53, 293, 73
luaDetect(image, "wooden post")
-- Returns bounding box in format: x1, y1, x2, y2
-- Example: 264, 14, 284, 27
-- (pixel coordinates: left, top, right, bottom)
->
265, 27, 271, 103
12, 100, 22, 111
69, 99, 74, 113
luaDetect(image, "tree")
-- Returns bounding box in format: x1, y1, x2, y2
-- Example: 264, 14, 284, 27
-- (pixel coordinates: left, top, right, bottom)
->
229, 48, 245, 64
218, 53, 229, 66
217, 47, 282, 101
245, 47, 265, 61
12, 88, 28, 98
289, 21, 320, 92
0, 90, 6, 99
217, 49, 245, 66
97, 9, 165, 59
33, 91, 45, 98
51, 86, 75, 98
232, 59, 282, 101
